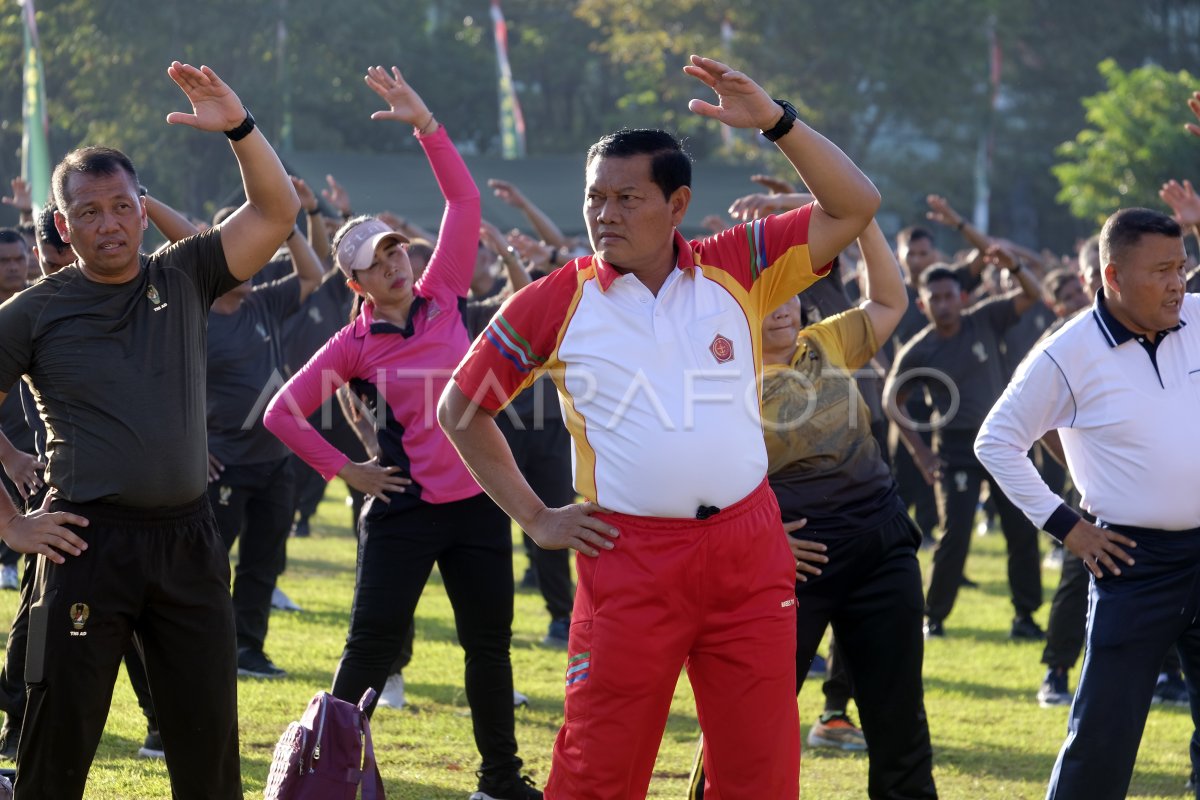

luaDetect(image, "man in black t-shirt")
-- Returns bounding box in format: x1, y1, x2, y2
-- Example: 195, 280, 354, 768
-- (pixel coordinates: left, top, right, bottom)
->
0, 62, 298, 800
886, 257, 1044, 641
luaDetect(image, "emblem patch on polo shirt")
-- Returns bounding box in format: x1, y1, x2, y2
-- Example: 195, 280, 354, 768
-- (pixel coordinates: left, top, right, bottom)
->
710, 334, 734, 364
69, 602, 89, 636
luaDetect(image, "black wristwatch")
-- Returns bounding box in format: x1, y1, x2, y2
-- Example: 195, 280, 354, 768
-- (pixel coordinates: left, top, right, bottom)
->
224, 107, 256, 142
761, 99, 798, 143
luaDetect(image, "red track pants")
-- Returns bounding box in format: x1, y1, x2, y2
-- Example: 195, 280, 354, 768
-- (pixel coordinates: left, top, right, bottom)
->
545, 480, 799, 799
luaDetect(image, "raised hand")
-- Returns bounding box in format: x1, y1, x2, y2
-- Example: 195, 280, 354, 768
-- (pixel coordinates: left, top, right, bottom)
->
925, 194, 965, 229
479, 220, 509, 255
506, 230, 551, 268
488, 178, 529, 209
321, 174, 351, 218
1187, 92, 1200, 138
984, 242, 1019, 272
165, 62, 247, 132
683, 55, 781, 131
364, 65, 431, 128
728, 191, 814, 222
291, 176, 319, 214
750, 174, 797, 195
2, 177, 32, 213
1160, 179, 1200, 227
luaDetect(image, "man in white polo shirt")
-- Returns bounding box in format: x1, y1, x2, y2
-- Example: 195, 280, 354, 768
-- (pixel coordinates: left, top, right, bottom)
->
975, 206, 1200, 800
439, 55, 879, 799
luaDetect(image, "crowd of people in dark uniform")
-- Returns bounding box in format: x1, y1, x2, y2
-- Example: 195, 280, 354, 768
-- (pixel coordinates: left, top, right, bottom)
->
0, 54, 1197, 800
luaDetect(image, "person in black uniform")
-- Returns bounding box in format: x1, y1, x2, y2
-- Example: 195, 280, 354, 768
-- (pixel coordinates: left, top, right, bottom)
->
885, 251, 1044, 640
0, 61, 298, 800
205, 217, 324, 678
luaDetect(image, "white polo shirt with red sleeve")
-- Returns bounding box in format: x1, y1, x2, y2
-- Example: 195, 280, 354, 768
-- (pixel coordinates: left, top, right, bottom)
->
452, 204, 829, 518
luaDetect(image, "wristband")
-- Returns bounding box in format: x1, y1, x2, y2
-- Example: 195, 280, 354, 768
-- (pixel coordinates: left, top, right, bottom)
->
224, 107, 256, 142
761, 99, 798, 143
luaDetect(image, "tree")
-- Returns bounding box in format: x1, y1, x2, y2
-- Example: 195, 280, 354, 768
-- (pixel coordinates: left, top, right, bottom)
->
1053, 59, 1200, 226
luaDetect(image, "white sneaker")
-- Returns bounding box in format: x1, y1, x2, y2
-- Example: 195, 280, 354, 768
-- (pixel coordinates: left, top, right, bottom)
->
270, 586, 302, 612
513, 688, 529, 707
376, 673, 406, 709
0, 565, 16, 591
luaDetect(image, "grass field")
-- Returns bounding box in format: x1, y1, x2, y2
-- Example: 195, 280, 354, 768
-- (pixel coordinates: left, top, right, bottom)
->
7, 486, 1196, 799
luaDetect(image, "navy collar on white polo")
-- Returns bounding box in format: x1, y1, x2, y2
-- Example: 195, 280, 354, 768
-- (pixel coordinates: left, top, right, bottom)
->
1091, 288, 1186, 388
1091, 288, 1185, 348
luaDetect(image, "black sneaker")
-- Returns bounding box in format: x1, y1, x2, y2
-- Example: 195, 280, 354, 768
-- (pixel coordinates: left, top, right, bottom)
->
469, 771, 543, 800
137, 727, 165, 758
923, 618, 945, 640
959, 574, 979, 589
1010, 615, 1045, 641
237, 647, 286, 679
1153, 672, 1189, 706
542, 617, 569, 649
1037, 667, 1071, 707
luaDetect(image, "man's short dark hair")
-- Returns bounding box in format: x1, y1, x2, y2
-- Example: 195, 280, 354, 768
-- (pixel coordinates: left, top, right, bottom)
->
919, 264, 962, 290
585, 129, 691, 200
897, 226, 934, 248
36, 203, 67, 250
1042, 268, 1080, 304
1099, 208, 1182, 266
51, 146, 139, 211
0, 228, 26, 249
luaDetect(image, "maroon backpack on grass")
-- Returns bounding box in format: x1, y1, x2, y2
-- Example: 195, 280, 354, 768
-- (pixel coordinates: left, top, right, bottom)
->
263, 688, 385, 800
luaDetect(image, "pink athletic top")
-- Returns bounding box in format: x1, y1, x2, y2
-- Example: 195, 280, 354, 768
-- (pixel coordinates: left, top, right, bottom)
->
264, 126, 482, 505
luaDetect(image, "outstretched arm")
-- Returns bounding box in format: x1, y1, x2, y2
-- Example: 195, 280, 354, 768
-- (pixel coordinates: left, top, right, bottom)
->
292, 176, 332, 266
987, 243, 1041, 316
365, 65, 479, 297
857, 220, 909, 345
488, 178, 568, 249
166, 61, 299, 281
684, 55, 880, 268
144, 193, 200, 244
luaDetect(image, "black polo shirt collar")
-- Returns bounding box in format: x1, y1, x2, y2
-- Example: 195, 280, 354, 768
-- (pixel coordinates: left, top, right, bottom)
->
1091, 289, 1185, 388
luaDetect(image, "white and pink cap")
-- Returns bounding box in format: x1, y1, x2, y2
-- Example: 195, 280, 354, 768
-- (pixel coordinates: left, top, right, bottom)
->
335, 218, 409, 277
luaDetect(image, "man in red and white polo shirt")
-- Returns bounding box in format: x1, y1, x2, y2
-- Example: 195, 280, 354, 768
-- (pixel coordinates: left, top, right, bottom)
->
439, 55, 880, 800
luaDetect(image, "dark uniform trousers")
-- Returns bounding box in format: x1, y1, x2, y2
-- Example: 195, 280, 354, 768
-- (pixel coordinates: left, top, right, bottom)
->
795, 511, 937, 800
332, 492, 522, 780
925, 431, 1042, 624
1043, 550, 1089, 670
1048, 525, 1200, 800
14, 496, 240, 800
497, 412, 575, 623
207, 456, 294, 653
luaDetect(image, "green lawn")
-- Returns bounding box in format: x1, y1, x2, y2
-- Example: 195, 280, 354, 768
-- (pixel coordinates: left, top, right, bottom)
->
6, 488, 1195, 799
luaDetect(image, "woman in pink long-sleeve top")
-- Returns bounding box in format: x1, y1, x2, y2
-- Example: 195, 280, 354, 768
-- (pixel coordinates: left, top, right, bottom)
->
263, 66, 541, 800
